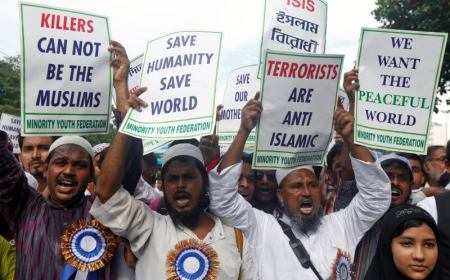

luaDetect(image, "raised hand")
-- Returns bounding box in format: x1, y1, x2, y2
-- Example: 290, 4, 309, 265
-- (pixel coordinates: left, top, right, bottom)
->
334, 100, 354, 144
240, 92, 262, 134
343, 69, 359, 113
126, 87, 148, 113
109, 40, 130, 86
199, 134, 220, 166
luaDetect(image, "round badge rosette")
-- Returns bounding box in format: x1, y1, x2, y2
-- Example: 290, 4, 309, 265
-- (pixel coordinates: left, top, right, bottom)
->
167, 239, 219, 280
331, 249, 355, 280
61, 220, 118, 271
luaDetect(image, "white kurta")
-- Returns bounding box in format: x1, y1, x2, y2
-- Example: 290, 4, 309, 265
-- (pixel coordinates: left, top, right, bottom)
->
90, 188, 255, 279
417, 196, 438, 223
209, 155, 391, 279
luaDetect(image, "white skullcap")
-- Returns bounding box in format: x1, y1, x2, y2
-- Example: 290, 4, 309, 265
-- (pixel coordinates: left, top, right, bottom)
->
25, 172, 38, 190
276, 166, 315, 186
92, 143, 110, 156
163, 143, 204, 168
377, 153, 412, 172
48, 136, 94, 159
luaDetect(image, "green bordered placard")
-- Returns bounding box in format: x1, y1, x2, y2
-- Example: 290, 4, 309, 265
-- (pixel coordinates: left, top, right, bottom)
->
19, 2, 112, 136
253, 50, 343, 169
119, 30, 222, 140
355, 27, 448, 154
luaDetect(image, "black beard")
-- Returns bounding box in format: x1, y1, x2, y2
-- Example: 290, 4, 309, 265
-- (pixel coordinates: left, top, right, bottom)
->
164, 192, 209, 228
285, 205, 324, 235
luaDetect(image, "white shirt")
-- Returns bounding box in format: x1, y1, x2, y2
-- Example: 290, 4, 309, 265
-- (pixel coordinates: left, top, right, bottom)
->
90, 188, 255, 280
409, 188, 427, 205
133, 176, 162, 204
417, 196, 438, 224
209, 155, 391, 280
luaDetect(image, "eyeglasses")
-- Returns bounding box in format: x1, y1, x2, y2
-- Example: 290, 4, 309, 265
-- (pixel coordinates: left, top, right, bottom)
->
255, 171, 276, 181
427, 156, 447, 162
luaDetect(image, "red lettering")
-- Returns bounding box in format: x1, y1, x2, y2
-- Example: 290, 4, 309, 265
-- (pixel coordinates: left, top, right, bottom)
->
331, 65, 338, 79
40, 13, 50, 28
37, 13, 94, 33
296, 64, 305, 78
78, 18, 86, 32
287, 0, 315, 12
267, 60, 276, 76
306, 64, 316, 79
306, 0, 315, 12
56, 15, 62, 29
86, 20, 94, 33
280, 62, 290, 77
274, 61, 282, 76
288, 63, 298, 78
70, 17, 77, 31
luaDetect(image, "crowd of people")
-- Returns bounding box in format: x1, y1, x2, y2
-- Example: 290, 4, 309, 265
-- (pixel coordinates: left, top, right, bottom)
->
1, 41, 450, 280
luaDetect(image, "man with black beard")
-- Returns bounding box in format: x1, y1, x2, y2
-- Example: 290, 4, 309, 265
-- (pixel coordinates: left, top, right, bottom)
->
90, 44, 254, 279
209, 92, 391, 279
18, 135, 56, 192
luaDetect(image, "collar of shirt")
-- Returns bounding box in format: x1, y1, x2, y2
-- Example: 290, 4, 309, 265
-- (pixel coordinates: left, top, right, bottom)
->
175, 213, 226, 245
45, 193, 87, 209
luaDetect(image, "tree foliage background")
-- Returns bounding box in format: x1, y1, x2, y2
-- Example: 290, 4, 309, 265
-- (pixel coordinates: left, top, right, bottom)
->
0, 55, 21, 116
372, 0, 450, 109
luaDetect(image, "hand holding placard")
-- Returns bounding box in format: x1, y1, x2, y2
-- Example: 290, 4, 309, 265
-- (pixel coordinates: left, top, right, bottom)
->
109, 41, 130, 87
334, 101, 354, 144
240, 92, 262, 134
343, 69, 359, 114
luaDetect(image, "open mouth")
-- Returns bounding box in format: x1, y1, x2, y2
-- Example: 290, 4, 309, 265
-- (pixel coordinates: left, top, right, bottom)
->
391, 187, 402, 198
173, 192, 192, 208
56, 178, 77, 193
239, 191, 248, 198
299, 200, 313, 215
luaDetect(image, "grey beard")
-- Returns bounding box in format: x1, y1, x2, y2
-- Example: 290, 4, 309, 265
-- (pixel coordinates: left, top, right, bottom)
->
285, 205, 324, 235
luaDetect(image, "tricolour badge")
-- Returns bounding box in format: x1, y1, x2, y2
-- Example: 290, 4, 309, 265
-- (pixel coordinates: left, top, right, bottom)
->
61, 219, 118, 272
166, 239, 219, 280
331, 249, 355, 280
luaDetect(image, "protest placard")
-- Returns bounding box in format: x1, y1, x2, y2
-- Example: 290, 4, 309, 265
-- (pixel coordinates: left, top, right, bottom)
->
128, 54, 144, 95
119, 31, 222, 140
127, 54, 171, 153
258, 0, 327, 76
19, 3, 112, 135
355, 28, 448, 154
218, 64, 260, 146
0, 113, 21, 153
254, 51, 343, 169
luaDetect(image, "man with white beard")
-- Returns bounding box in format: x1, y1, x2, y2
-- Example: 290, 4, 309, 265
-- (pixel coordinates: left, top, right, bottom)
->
208, 91, 391, 279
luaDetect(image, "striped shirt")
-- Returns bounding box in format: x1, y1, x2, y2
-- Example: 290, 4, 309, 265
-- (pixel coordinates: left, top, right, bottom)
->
0, 147, 112, 280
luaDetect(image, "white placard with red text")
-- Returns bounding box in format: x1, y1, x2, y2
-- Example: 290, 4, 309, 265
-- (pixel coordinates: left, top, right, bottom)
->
258, 0, 327, 76
20, 2, 112, 135
254, 51, 343, 169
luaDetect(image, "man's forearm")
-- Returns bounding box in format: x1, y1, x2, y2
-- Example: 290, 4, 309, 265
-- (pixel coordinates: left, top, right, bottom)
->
218, 128, 249, 173
347, 140, 374, 163
0, 147, 30, 228
96, 79, 132, 203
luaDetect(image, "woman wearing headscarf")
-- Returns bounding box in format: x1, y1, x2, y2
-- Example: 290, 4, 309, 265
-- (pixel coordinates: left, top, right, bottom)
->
365, 205, 440, 280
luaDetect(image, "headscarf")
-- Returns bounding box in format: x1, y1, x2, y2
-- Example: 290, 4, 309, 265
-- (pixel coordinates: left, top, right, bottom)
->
365, 205, 440, 280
